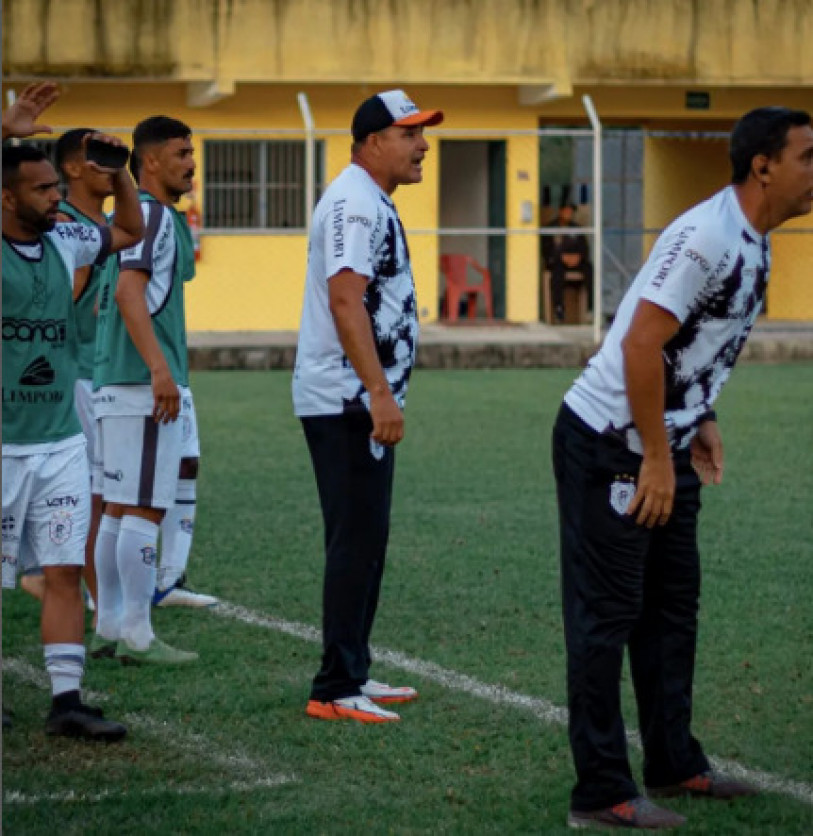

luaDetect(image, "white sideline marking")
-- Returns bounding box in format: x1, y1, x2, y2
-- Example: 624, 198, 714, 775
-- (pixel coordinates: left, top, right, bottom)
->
2, 657, 107, 704
5, 777, 290, 806
2, 656, 296, 805
215, 601, 813, 807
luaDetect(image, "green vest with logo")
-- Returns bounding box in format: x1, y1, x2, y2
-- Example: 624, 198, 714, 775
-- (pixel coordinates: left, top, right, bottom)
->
57, 200, 116, 379
94, 193, 195, 389
2, 236, 82, 444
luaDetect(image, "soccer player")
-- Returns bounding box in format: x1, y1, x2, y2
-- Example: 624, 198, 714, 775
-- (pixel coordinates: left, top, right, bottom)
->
53, 127, 119, 620
553, 107, 813, 830
91, 115, 208, 665
2, 82, 143, 740
293, 90, 442, 723
150, 376, 217, 610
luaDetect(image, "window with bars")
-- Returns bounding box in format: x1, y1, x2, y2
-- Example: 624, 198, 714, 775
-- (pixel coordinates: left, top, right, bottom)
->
203, 139, 324, 230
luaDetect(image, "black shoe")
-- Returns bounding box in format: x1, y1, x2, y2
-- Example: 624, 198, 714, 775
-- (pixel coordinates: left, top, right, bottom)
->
2, 710, 12, 730
568, 796, 686, 829
647, 770, 758, 800
46, 703, 127, 742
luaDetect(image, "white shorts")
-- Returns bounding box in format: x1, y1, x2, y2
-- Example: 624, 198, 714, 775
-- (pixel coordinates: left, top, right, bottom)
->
75, 378, 95, 464
96, 414, 185, 510
2, 442, 90, 589
180, 387, 200, 459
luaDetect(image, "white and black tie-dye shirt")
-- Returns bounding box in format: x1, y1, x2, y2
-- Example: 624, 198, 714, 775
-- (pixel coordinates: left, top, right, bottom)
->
565, 186, 770, 453
293, 163, 418, 417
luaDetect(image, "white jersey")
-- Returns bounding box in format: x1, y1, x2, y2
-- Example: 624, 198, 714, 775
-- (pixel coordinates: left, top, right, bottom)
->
118, 200, 178, 314
292, 164, 419, 417
565, 186, 770, 453
4, 222, 110, 294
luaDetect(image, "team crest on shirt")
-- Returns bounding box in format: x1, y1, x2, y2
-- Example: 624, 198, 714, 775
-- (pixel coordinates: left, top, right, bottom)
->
49, 511, 73, 545
609, 475, 636, 515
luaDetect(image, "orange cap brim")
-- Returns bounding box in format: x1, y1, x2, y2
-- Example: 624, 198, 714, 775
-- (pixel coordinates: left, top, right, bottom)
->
393, 109, 444, 128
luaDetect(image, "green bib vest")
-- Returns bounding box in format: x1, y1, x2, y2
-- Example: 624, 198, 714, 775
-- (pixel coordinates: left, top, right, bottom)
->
57, 200, 116, 379
2, 236, 82, 444
94, 193, 195, 389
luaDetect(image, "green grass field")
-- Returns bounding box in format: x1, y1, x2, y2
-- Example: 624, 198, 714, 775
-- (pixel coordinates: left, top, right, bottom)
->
3, 365, 813, 835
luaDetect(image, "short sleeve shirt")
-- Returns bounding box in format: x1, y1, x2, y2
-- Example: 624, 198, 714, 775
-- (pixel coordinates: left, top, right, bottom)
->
292, 164, 419, 417
565, 187, 770, 452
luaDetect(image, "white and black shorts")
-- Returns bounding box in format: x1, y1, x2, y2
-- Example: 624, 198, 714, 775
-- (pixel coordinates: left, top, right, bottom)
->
96, 414, 185, 510
179, 386, 200, 459
2, 441, 90, 589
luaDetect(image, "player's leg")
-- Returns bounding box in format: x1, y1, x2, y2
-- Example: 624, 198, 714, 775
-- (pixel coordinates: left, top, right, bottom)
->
2, 455, 28, 592
629, 458, 707, 788
91, 416, 124, 654
553, 404, 649, 812
103, 415, 197, 664
301, 413, 402, 723
74, 379, 99, 614
31, 443, 126, 741
155, 390, 217, 608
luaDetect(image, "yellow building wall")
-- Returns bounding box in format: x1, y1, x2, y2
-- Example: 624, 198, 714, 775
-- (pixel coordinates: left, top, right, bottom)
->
7, 0, 813, 88
506, 135, 540, 323
35, 82, 546, 330
769, 219, 813, 321
17, 80, 813, 328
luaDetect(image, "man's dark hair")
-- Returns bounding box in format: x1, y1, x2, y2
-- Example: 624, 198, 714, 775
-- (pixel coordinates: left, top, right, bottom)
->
130, 115, 191, 181
54, 128, 94, 177
730, 107, 811, 184
2, 144, 48, 189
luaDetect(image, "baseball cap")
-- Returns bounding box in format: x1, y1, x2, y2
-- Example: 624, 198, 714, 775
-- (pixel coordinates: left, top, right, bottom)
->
351, 90, 444, 142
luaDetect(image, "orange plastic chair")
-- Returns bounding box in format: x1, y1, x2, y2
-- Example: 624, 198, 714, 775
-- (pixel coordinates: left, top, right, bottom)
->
439, 254, 495, 322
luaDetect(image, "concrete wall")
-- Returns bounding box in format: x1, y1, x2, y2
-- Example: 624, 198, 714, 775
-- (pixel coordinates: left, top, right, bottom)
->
5, 0, 813, 88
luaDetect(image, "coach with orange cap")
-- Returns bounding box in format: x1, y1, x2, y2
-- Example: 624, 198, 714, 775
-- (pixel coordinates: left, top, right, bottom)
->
293, 90, 443, 723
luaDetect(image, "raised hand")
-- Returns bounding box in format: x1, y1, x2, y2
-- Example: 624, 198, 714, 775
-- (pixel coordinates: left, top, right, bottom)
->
2, 82, 60, 140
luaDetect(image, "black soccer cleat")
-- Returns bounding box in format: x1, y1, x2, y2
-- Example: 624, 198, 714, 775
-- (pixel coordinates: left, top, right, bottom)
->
45, 703, 127, 743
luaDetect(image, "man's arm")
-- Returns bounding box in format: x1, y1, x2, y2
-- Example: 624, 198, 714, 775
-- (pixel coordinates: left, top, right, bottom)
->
115, 269, 180, 424
621, 299, 681, 528
328, 269, 404, 446
690, 418, 724, 486
55, 210, 93, 301
1, 82, 59, 140
79, 133, 143, 253
106, 166, 143, 253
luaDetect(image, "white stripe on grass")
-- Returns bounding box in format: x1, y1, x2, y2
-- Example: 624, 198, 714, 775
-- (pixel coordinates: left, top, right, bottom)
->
5, 777, 290, 806
2, 656, 296, 805
3, 656, 108, 703
215, 600, 813, 807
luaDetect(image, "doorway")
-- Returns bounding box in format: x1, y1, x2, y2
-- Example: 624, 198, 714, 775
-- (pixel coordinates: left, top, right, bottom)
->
439, 140, 506, 319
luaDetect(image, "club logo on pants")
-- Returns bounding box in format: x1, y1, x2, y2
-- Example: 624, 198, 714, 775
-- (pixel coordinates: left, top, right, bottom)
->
49, 510, 73, 545
609, 476, 636, 516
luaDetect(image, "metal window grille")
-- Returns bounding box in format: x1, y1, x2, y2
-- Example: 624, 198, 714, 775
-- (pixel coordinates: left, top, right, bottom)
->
203, 139, 324, 230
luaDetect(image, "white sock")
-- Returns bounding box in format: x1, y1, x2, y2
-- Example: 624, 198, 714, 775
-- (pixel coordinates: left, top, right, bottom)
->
158, 479, 196, 591
117, 515, 159, 651
94, 515, 122, 641
44, 643, 85, 696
